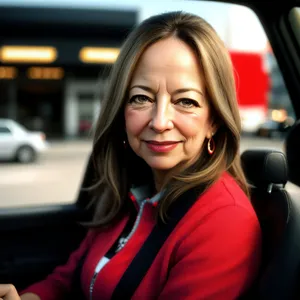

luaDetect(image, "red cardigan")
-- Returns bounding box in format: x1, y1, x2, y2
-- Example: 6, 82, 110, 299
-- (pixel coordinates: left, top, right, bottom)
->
21, 172, 261, 299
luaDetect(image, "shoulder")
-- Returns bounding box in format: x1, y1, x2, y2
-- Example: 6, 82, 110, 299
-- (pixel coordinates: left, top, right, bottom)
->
172, 172, 261, 260
192, 171, 255, 219
173, 172, 259, 241
165, 175, 261, 300
161, 175, 261, 300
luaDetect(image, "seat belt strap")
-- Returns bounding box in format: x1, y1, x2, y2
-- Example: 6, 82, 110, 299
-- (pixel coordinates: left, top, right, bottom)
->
111, 188, 199, 300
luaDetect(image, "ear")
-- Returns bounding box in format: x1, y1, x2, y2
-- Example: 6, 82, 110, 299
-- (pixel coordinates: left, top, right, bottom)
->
206, 121, 218, 139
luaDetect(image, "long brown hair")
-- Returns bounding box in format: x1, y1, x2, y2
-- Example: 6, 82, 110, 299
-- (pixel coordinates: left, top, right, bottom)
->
87, 11, 249, 227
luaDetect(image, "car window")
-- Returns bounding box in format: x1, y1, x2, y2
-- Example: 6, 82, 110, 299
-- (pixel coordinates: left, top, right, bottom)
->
289, 8, 300, 51
0, 0, 298, 208
0, 125, 12, 134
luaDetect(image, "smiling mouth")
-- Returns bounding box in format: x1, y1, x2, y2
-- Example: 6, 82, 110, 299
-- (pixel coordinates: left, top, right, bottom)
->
144, 140, 180, 152
145, 140, 179, 145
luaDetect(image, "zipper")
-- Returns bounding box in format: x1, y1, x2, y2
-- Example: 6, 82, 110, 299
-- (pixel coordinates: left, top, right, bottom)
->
89, 199, 147, 300
89, 271, 98, 300
115, 199, 146, 252
89, 256, 109, 300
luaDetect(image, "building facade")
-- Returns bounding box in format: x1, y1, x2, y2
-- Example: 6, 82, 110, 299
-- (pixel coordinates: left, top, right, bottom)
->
0, 5, 137, 138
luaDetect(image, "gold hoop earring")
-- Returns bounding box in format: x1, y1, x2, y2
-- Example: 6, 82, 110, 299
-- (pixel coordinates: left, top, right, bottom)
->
207, 137, 215, 155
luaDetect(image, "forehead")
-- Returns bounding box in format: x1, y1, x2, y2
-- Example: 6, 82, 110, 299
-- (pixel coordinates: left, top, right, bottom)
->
131, 37, 204, 85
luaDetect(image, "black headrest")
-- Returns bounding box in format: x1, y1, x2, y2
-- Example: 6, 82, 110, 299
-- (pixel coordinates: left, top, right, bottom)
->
285, 120, 300, 186
241, 149, 288, 187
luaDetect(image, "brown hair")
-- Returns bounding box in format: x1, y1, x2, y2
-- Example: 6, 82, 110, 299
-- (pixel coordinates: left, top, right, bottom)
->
87, 11, 249, 227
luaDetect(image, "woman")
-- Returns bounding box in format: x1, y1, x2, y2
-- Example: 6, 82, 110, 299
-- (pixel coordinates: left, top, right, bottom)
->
0, 11, 261, 300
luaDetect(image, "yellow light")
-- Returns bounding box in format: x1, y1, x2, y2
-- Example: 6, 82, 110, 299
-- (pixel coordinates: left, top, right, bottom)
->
79, 47, 120, 64
271, 109, 287, 122
0, 46, 57, 63
27, 67, 64, 80
0, 67, 18, 79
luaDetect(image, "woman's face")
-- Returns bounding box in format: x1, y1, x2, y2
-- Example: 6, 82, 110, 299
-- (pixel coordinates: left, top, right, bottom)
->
124, 37, 215, 172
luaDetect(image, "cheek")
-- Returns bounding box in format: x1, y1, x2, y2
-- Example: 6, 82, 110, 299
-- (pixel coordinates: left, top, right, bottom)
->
124, 108, 149, 137
174, 110, 211, 138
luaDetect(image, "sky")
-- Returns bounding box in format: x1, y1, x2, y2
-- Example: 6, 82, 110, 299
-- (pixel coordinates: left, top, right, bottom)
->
0, 0, 268, 52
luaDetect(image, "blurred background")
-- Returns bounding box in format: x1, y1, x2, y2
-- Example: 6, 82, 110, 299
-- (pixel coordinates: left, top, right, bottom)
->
0, 0, 298, 207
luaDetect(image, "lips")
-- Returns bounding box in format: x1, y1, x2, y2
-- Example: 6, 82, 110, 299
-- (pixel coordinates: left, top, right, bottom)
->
145, 140, 180, 153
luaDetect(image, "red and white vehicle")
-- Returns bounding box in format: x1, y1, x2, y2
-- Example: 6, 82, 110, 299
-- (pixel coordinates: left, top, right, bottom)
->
230, 51, 269, 133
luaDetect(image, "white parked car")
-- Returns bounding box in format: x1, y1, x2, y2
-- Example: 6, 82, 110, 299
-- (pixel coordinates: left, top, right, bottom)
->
0, 118, 48, 163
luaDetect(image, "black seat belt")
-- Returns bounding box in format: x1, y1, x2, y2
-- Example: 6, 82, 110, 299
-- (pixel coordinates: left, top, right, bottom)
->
111, 188, 200, 300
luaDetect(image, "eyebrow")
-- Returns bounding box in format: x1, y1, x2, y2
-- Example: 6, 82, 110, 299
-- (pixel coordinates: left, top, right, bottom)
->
130, 85, 203, 96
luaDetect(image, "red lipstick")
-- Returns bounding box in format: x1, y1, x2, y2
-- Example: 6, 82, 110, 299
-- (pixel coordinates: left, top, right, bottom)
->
145, 140, 179, 153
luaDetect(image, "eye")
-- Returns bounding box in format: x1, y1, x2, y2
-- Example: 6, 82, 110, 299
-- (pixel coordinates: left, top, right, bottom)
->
128, 95, 152, 104
177, 98, 200, 108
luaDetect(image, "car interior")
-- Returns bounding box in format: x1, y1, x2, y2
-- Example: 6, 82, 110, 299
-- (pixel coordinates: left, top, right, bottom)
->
241, 147, 300, 299
0, 0, 300, 299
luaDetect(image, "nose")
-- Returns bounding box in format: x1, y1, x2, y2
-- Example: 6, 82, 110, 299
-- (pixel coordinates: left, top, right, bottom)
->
149, 97, 174, 133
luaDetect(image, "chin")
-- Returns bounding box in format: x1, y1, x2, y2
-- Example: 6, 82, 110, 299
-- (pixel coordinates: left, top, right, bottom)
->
144, 158, 179, 171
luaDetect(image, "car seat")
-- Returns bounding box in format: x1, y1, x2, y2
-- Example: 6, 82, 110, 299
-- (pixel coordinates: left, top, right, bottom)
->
241, 149, 300, 300
285, 120, 300, 186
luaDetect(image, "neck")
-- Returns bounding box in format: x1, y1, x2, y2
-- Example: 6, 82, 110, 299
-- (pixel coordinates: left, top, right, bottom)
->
152, 160, 193, 192
153, 170, 167, 192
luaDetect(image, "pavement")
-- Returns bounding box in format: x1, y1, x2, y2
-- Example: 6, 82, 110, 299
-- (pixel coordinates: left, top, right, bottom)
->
0, 136, 299, 208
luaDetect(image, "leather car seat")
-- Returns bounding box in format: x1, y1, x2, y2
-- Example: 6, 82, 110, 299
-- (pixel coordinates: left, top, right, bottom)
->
241, 149, 300, 300
285, 120, 300, 186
